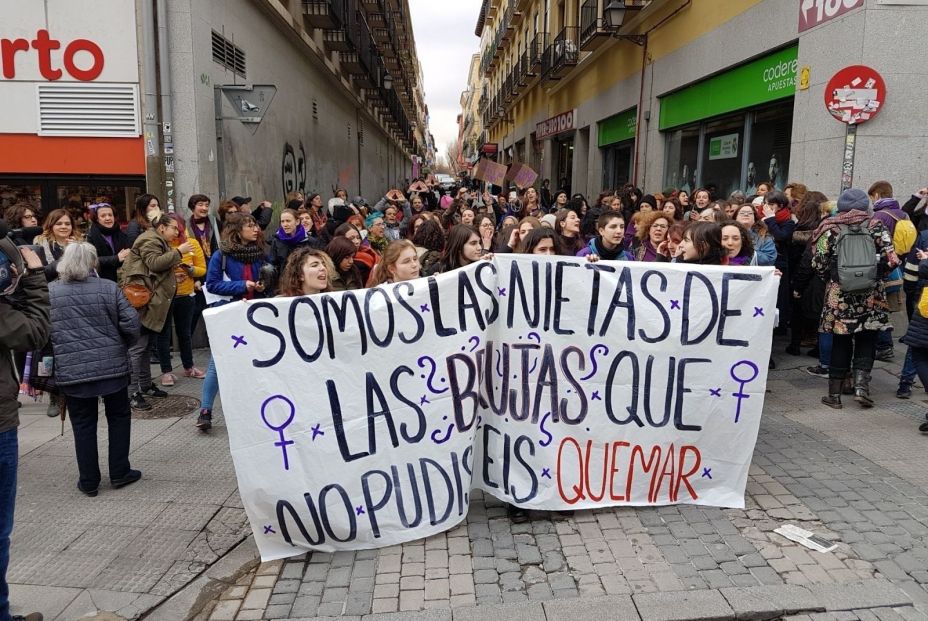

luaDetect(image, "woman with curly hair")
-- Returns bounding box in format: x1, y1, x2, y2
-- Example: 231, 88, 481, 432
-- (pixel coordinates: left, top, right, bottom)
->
277, 247, 331, 297
632, 211, 671, 262
412, 219, 445, 275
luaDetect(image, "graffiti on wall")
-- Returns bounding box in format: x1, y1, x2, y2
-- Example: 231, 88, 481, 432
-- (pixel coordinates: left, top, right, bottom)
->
282, 141, 307, 198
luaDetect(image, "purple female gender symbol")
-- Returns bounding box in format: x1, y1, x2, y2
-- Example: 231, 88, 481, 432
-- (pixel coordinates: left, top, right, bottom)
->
730, 361, 759, 423
261, 395, 296, 470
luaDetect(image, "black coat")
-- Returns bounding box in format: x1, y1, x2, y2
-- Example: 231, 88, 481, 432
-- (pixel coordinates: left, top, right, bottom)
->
87, 224, 130, 282
267, 235, 320, 271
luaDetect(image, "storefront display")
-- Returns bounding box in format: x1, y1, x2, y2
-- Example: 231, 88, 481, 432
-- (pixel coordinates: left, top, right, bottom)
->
660, 45, 797, 197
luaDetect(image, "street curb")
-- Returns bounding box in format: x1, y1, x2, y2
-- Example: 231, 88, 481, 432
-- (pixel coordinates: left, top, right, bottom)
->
139, 535, 259, 621
344, 580, 916, 621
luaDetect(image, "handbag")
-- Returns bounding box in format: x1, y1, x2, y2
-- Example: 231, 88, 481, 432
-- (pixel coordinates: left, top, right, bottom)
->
119, 245, 154, 309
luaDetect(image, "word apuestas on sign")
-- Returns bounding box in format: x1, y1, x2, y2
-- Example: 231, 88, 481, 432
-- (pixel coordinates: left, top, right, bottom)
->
762, 57, 799, 93
1, 30, 104, 81
536, 110, 577, 140
204, 256, 778, 560
825, 65, 886, 125
799, 0, 863, 32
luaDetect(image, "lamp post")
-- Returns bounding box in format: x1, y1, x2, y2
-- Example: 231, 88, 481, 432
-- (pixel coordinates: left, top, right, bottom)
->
603, 1, 647, 46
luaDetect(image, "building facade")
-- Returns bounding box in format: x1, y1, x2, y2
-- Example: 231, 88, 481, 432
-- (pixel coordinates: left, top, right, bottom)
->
456, 54, 484, 173
1, 0, 430, 221
476, 0, 928, 200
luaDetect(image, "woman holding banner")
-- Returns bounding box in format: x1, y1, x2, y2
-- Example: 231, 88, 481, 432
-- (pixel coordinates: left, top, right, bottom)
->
577, 211, 634, 262
428, 225, 485, 275
197, 213, 271, 432
370, 240, 421, 286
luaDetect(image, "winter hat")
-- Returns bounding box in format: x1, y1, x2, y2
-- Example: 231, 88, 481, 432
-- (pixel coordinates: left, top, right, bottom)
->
837, 188, 870, 213
540, 214, 557, 229
639, 194, 657, 209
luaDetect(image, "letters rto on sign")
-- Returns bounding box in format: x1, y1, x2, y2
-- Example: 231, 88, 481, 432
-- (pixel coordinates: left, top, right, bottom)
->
204, 256, 778, 560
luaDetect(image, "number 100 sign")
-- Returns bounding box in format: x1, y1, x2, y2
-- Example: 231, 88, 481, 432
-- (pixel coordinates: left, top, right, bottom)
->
799, 0, 863, 32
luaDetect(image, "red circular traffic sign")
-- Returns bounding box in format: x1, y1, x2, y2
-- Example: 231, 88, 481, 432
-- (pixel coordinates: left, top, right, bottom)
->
824, 65, 886, 125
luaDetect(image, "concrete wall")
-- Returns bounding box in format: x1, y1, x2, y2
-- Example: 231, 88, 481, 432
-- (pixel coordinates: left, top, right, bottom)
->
167, 0, 410, 213
791, 1, 928, 197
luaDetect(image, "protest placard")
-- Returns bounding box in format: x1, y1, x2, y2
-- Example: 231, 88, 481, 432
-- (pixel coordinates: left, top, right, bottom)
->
506, 162, 539, 189
472, 158, 508, 186
204, 256, 777, 560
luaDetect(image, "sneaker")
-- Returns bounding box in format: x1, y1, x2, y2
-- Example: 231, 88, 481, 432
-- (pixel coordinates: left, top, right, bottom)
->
160, 373, 176, 387
875, 348, 895, 362
46, 400, 59, 417
920, 420, 928, 433
130, 392, 152, 411
11, 613, 44, 621
897, 384, 913, 399
805, 366, 829, 378
196, 409, 212, 431
144, 385, 168, 398
184, 366, 206, 379
111, 469, 142, 489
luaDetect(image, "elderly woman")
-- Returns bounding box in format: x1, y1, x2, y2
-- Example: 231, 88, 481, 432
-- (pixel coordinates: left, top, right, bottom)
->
49, 242, 141, 496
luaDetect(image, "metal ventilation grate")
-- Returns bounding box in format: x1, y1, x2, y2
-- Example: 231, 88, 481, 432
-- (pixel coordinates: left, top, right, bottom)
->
211, 30, 246, 77
36, 83, 140, 137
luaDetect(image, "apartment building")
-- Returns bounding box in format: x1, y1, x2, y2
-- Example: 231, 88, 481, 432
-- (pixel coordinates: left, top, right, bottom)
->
476, 0, 928, 198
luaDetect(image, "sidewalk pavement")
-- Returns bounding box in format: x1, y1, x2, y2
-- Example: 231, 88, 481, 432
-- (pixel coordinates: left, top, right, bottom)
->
8, 351, 258, 621
9, 336, 928, 620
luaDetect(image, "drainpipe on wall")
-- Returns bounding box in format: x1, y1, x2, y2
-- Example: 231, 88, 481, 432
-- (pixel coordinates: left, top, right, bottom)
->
140, 0, 163, 199
155, 0, 177, 212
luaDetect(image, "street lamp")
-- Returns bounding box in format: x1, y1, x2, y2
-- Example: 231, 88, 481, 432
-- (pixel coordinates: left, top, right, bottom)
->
383, 73, 393, 91
604, 1, 647, 46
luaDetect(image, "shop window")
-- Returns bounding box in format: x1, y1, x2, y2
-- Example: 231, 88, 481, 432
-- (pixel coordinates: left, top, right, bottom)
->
663, 126, 699, 194
701, 114, 744, 200
747, 105, 792, 194
1, 183, 42, 214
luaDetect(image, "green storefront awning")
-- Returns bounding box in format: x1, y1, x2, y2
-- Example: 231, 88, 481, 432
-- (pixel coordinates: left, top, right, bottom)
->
598, 107, 637, 147
659, 45, 798, 131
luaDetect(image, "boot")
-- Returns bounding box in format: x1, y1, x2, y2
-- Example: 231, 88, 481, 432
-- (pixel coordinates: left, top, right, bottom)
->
841, 373, 854, 395
822, 378, 843, 409
853, 370, 874, 408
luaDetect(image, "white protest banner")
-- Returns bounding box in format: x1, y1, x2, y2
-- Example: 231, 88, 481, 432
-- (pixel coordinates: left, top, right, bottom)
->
204, 256, 778, 561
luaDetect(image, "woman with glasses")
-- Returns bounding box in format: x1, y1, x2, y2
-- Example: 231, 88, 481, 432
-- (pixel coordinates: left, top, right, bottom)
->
123, 214, 191, 411
2, 203, 40, 245
632, 212, 671, 262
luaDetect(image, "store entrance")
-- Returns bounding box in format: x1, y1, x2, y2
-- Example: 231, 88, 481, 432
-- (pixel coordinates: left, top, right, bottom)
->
602, 141, 633, 190
555, 136, 574, 195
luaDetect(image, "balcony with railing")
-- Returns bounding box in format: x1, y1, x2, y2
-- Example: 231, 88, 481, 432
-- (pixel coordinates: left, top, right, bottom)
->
579, 0, 613, 51
302, 0, 348, 29
544, 27, 579, 80
529, 32, 547, 73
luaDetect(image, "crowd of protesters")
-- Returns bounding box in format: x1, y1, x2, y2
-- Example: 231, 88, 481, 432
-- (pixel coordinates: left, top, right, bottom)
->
2, 175, 928, 620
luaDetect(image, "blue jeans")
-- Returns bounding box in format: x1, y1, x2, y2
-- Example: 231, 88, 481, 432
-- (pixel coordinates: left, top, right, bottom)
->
900, 346, 917, 388
819, 332, 833, 369
877, 328, 894, 351
909, 347, 928, 394
201, 357, 218, 411
0, 428, 18, 621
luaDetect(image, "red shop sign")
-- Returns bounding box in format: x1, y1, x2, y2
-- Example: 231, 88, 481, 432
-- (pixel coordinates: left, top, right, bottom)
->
799, 0, 863, 33
1, 29, 105, 81
824, 65, 886, 125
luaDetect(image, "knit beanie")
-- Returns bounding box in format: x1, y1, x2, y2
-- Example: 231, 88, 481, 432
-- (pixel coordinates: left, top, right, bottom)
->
540, 214, 557, 229
837, 188, 870, 213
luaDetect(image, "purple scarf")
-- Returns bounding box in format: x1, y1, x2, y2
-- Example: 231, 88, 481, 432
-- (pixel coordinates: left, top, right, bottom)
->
276, 224, 307, 246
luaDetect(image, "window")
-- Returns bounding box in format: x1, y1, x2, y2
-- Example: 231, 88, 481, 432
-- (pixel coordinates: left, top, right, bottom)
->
211, 31, 246, 78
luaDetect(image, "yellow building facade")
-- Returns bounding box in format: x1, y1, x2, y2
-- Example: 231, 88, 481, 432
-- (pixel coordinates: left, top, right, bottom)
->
475, 0, 928, 199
